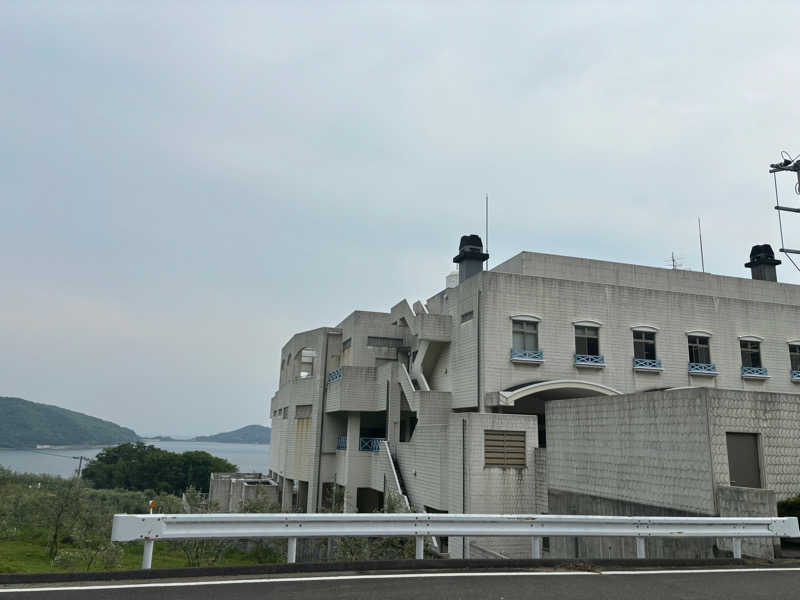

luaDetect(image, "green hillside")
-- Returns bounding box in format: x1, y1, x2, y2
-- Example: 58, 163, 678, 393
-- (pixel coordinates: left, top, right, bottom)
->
0, 397, 139, 449
193, 424, 270, 444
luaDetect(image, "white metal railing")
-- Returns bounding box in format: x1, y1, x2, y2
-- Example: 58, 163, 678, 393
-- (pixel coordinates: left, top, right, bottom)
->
111, 512, 799, 568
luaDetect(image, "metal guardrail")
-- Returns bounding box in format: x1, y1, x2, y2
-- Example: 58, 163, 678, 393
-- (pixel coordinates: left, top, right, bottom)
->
336, 435, 347, 450
792, 369, 800, 381
111, 512, 799, 568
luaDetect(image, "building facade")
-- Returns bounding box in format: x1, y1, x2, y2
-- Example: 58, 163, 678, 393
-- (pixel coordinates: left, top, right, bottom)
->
269, 237, 800, 557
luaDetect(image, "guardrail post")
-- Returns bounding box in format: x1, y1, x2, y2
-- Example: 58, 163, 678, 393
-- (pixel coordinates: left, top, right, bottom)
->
531, 536, 542, 559
415, 536, 424, 559
463, 536, 470, 559
287, 537, 297, 564
732, 538, 742, 559
141, 539, 154, 569
635, 537, 646, 559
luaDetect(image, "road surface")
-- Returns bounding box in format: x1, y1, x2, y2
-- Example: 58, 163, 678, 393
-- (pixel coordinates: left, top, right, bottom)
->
2, 567, 800, 599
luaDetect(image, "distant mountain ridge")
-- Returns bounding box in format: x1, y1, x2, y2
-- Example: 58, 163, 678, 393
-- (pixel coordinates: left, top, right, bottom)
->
192, 424, 270, 444
0, 396, 139, 449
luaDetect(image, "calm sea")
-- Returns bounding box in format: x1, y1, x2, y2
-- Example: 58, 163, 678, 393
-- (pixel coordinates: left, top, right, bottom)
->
0, 441, 270, 479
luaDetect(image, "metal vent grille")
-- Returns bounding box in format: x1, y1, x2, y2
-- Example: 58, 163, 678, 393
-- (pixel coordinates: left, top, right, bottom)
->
484, 430, 526, 467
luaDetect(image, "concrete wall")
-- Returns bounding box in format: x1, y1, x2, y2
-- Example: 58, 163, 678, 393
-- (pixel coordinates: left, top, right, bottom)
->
209, 473, 278, 513
707, 389, 800, 501
480, 268, 800, 399
547, 389, 717, 514
445, 412, 539, 558
547, 489, 715, 559
717, 485, 778, 559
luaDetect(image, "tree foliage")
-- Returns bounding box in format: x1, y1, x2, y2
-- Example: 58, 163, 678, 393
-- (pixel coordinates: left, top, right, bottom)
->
82, 443, 236, 495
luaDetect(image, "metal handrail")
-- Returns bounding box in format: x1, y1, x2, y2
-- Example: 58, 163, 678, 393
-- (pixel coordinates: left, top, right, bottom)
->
689, 362, 718, 375
574, 353, 605, 366
741, 366, 769, 378
112, 512, 799, 567
359, 437, 385, 452
632, 358, 662, 370
336, 435, 347, 450
511, 349, 544, 362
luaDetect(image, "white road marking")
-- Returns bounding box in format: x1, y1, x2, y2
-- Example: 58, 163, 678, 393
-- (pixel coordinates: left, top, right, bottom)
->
1, 567, 799, 594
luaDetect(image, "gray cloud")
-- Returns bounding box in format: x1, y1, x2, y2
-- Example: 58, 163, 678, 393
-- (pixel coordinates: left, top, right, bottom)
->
2, 2, 800, 435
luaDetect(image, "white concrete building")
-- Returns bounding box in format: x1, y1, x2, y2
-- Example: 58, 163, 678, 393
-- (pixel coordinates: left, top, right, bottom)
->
269, 236, 800, 558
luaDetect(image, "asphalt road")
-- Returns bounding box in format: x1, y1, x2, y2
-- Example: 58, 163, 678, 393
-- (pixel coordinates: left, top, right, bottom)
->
2, 568, 800, 599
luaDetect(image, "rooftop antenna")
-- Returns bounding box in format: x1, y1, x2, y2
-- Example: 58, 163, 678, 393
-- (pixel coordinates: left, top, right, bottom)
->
698, 217, 705, 273
770, 150, 800, 272
484, 193, 489, 270
665, 252, 686, 270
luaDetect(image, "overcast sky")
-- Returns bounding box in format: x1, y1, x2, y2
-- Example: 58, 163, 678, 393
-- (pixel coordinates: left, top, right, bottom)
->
2, 2, 800, 436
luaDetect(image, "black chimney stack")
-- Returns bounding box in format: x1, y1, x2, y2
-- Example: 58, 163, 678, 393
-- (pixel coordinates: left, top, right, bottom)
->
745, 244, 781, 282
453, 234, 489, 283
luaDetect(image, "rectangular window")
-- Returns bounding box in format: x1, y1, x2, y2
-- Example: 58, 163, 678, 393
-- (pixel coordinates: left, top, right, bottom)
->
299, 348, 315, 378
575, 326, 599, 355
633, 331, 656, 360
790, 345, 800, 371
342, 338, 352, 351
366, 336, 403, 348
688, 336, 711, 364
461, 311, 474, 323
295, 404, 312, 419
740, 340, 762, 368
282, 407, 288, 419
512, 320, 539, 351
484, 430, 526, 467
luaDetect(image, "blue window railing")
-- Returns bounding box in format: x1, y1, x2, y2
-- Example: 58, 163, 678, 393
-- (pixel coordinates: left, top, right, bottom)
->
688, 362, 718, 375
574, 354, 605, 367
327, 368, 342, 384
741, 366, 769, 378
336, 435, 347, 450
359, 437, 385, 452
792, 370, 800, 382
510, 349, 544, 363
633, 358, 662, 371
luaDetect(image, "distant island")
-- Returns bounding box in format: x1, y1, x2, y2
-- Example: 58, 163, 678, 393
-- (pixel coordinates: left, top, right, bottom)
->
192, 424, 271, 445
0, 396, 139, 449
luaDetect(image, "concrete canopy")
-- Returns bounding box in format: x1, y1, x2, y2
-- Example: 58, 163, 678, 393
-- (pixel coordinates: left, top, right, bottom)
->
498, 380, 622, 412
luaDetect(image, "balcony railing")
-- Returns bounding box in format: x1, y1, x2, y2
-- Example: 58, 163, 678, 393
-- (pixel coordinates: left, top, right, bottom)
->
510, 349, 544, 363
359, 437, 385, 452
793, 370, 800, 382
336, 435, 347, 450
574, 354, 605, 367
327, 368, 342, 384
741, 366, 769, 378
632, 358, 662, 371
688, 362, 718, 375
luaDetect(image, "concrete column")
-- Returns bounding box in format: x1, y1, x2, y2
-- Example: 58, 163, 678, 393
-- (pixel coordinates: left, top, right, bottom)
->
343, 412, 361, 512
281, 477, 293, 512
386, 365, 401, 454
